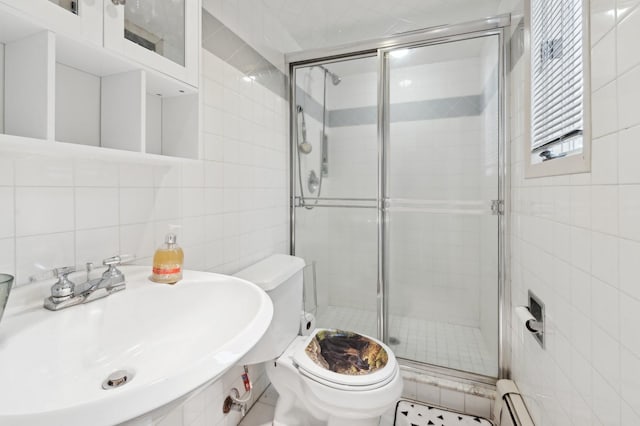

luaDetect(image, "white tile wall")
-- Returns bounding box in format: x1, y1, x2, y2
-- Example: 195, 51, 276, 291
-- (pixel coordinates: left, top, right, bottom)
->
123, 364, 271, 426
503, 0, 640, 424
0, 6, 290, 425
0, 50, 288, 287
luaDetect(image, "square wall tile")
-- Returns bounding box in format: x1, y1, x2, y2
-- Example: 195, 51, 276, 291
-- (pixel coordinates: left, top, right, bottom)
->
119, 223, 155, 264
617, 5, 640, 74
591, 133, 618, 185
181, 188, 205, 218
591, 0, 616, 44
182, 389, 207, 426
16, 232, 74, 285
591, 81, 618, 138
591, 322, 621, 389
592, 370, 621, 425
590, 231, 619, 287
120, 188, 155, 225
0, 157, 15, 185
617, 64, 640, 130
619, 125, 640, 183
181, 161, 204, 188
623, 401, 640, 425
154, 188, 181, 221
74, 160, 119, 187
619, 185, 640, 241
154, 164, 182, 188
75, 188, 119, 230
620, 238, 640, 300
0, 187, 14, 238
75, 227, 120, 266
591, 30, 617, 90
621, 348, 640, 416
14, 158, 73, 187
617, 0, 640, 21
591, 277, 620, 338
620, 293, 640, 358
15, 187, 74, 236
119, 164, 154, 188
0, 238, 15, 277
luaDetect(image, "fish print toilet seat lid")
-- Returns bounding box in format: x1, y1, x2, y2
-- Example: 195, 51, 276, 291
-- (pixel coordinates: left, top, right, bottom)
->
293, 329, 397, 387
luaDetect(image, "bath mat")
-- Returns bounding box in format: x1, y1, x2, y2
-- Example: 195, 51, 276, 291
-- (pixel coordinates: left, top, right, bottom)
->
394, 400, 493, 426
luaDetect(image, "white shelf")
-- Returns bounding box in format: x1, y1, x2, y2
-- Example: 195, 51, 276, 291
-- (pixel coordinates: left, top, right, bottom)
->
0, 132, 199, 165
0, 1, 201, 160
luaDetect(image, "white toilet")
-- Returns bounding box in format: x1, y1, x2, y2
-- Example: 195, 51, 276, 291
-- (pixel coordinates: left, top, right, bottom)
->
235, 254, 403, 426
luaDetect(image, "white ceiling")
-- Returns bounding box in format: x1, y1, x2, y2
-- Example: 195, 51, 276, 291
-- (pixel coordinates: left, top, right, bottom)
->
261, 0, 503, 50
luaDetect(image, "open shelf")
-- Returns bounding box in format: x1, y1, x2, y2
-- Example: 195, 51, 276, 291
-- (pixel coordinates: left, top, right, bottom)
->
0, 2, 200, 160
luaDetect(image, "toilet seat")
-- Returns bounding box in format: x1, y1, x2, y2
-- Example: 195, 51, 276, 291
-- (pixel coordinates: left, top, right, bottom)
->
291, 329, 398, 391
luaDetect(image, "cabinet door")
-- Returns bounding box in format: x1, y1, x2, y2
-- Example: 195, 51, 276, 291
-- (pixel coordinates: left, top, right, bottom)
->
103, 0, 199, 88
0, 0, 102, 45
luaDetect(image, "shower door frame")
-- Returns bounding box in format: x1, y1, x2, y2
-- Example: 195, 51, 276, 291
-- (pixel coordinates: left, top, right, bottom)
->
287, 14, 511, 385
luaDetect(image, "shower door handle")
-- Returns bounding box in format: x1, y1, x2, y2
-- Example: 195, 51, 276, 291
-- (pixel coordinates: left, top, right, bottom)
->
491, 200, 504, 215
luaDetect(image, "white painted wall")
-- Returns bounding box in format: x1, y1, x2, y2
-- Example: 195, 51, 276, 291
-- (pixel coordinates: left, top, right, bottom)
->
503, 0, 640, 424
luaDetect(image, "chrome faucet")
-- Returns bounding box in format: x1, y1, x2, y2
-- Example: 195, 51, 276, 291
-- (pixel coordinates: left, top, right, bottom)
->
44, 256, 127, 311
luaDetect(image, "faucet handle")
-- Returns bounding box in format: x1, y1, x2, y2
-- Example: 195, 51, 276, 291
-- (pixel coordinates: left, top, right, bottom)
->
102, 254, 136, 267
102, 256, 122, 267
29, 265, 76, 283
54, 266, 76, 278
51, 266, 76, 302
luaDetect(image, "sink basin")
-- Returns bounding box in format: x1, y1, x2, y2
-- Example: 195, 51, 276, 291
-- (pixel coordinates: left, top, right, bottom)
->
0, 266, 273, 426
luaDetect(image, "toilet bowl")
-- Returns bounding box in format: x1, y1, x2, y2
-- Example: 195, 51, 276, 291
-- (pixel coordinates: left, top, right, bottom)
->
234, 255, 403, 426
269, 330, 403, 426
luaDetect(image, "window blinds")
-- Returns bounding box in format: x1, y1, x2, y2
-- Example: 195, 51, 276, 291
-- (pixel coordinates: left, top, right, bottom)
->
530, 0, 585, 155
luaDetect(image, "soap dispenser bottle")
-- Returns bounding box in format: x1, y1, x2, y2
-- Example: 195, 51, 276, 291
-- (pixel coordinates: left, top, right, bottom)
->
151, 233, 184, 284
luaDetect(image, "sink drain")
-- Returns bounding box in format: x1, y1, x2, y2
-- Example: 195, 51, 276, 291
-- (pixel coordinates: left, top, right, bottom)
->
102, 370, 133, 390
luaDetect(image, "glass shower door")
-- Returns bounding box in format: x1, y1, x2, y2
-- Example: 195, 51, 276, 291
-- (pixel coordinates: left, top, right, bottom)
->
384, 36, 501, 377
293, 56, 380, 338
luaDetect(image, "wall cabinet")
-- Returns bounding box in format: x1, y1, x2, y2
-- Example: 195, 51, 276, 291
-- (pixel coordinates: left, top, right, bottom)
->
0, 0, 102, 46
0, 0, 201, 160
104, 0, 199, 88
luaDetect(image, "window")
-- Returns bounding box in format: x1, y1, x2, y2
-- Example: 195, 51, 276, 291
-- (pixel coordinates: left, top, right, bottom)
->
525, 0, 590, 177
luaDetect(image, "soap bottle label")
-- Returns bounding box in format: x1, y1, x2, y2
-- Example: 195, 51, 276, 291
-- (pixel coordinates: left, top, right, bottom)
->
152, 266, 182, 275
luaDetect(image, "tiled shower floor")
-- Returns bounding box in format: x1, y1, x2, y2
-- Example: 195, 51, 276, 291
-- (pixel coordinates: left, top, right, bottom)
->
315, 305, 497, 377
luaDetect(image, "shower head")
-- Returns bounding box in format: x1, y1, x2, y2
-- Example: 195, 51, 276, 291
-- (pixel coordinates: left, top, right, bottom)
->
297, 105, 312, 154
298, 142, 313, 154
317, 65, 341, 86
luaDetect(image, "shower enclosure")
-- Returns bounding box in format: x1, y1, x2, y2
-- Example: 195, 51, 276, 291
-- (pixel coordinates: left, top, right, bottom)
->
289, 16, 508, 381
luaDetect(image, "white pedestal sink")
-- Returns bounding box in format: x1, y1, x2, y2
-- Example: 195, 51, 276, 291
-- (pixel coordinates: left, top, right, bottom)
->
0, 266, 273, 426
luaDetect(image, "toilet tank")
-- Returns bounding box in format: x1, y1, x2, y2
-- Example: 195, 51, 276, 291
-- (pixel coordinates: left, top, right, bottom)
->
234, 254, 305, 365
